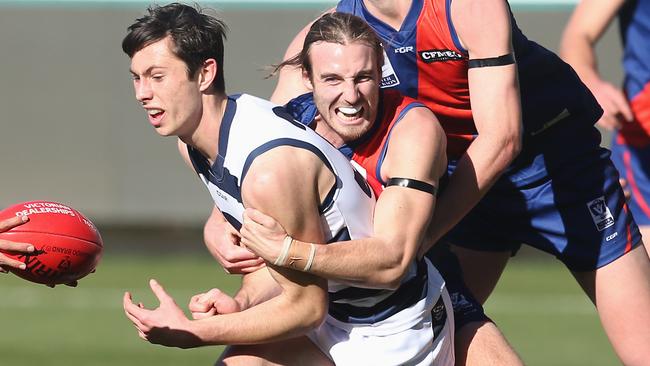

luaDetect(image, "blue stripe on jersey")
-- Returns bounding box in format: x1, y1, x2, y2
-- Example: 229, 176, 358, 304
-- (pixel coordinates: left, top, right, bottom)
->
328, 259, 429, 324
337, 0, 421, 98
214, 97, 238, 181
619, 0, 650, 99
241, 138, 342, 214
188, 145, 244, 204
374, 102, 427, 185
446, 0, 466, 54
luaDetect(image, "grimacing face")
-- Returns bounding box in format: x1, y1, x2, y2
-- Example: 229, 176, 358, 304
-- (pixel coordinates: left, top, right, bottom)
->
305, 41, 381, 147
130, 36, 204, 139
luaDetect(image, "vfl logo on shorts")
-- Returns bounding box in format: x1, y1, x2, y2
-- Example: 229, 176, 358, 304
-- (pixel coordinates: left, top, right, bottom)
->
380, 50, 400, 88
587, 197, 615, 231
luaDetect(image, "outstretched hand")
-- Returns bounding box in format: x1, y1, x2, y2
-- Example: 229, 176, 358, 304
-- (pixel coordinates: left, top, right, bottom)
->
123, 279, 202, 348
240, 208, 289, 263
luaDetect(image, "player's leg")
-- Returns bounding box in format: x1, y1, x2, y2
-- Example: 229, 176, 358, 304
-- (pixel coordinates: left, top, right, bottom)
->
539, 133, 650, 364
456, 321, 523, 366
571, 243, 650, 366
610, 133, 650, 255
447, 245, 511, 304
428, 243, 523, 365
217, 336, 334, 366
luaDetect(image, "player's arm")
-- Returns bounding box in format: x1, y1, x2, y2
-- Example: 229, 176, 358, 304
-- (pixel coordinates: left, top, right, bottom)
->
420, 0, 522, 252
124, 147, 329, 346
241, 107, 446, 289
270, 8, 334, 105
177, 139, 264, 274
560, 0, 632, 129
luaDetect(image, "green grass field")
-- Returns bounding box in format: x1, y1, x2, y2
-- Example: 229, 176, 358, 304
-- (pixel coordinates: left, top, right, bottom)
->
0, 252, 619, 365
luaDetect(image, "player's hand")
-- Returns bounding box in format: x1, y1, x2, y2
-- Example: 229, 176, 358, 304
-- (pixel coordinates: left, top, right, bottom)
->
619, 177, 631, 201
205, 217, 265, 274
123, 279, 201, 348
240, 208, 289, 264
587, 79, 633, 131
188, 288, 240, 320
0, 215, 34, 273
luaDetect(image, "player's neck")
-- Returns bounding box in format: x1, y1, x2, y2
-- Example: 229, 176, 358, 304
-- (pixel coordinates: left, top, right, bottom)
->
313, 116, 346, 149
181, 93, 228, 164
363, 0, 412, 30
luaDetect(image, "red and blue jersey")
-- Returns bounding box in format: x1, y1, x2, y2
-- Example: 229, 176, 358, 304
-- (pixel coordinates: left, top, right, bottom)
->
285, 90, 427, 198
336, 0, 602, 162
618, 0, 650, 147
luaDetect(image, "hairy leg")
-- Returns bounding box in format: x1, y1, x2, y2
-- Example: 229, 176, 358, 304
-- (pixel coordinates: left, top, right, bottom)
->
450, 245, 511, 304
217, 336, 334, 366
456, 320, 524, 366
572, 244, 650, 366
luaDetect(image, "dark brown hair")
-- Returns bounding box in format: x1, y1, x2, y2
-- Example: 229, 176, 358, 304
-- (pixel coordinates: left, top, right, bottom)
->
122, 3, 228, 92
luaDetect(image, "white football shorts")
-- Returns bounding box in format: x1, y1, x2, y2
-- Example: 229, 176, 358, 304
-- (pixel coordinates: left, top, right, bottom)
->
308, 258, 455, 365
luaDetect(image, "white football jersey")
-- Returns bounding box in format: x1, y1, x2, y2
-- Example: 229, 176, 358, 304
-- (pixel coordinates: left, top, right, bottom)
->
188, 94, 438, 325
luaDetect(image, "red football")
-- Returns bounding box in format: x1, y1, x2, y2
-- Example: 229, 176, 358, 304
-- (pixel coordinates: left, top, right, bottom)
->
0, 201, 103, 285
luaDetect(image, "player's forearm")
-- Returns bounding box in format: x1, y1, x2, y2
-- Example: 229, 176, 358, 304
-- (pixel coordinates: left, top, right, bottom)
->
426, 129, 519, 247
559, 32, 601, 87
191, 284, 327, 345
279, 236, 413, 290
232, 269, 282, 310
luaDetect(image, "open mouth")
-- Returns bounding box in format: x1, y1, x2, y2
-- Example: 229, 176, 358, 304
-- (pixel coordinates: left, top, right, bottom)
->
147, 109, 165, 126
336, 105, 364, 122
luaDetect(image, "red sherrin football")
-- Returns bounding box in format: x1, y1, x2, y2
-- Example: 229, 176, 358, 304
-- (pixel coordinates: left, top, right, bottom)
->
0, 201, 103, 285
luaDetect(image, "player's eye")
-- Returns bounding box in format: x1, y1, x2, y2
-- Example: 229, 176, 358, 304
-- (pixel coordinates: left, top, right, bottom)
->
152, 74, 164, 81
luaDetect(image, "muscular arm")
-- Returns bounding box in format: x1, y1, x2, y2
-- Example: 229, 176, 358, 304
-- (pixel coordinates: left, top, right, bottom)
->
125, 147, 329, 346
560, 0, 632, 129
421, 0, 522, 251
242, 107, 446, 289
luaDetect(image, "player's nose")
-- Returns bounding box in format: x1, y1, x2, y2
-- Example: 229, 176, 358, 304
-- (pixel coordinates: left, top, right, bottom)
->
341, 80, 361, 104
135, 80, 153, 103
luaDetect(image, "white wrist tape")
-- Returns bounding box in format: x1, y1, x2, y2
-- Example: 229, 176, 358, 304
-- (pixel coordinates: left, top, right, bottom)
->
304, 243, 316, 272
274, 235, 293, 266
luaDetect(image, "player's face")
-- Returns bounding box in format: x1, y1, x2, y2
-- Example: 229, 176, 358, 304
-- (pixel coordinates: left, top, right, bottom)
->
130, 36, 203, 138
306, 41, 380, 146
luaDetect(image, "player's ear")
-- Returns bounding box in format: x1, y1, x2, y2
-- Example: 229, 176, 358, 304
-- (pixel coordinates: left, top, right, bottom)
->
198, 58, 218, 92
302, 69, 314, 91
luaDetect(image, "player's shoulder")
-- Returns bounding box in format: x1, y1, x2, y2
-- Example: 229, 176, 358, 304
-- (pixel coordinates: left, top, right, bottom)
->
242, 144, 324, 203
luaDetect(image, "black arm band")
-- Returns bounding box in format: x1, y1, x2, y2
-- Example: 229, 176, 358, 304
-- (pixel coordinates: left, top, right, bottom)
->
386, 177, 438, 196
467, 53, 515, 69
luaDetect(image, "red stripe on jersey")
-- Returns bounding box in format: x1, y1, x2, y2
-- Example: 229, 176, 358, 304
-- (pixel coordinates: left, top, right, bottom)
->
415, 0, 475, 159
620, 82, 650, 147
351, 90, 422, 197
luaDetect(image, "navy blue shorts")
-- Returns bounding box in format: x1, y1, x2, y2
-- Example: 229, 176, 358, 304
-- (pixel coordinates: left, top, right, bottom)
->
425, 242, 491, 330
611, 133, 650, 226
444, 118, 641, 271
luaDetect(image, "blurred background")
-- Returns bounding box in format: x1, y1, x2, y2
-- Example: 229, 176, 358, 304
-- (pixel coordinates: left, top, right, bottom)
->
0, 0, 625, 365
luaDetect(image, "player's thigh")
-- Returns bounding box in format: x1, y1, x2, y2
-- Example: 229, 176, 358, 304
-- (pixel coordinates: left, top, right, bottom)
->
571, 244, 650, 365
218, 336, 333, 366
448, 244, 510, 305
455, 320, 523, 366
